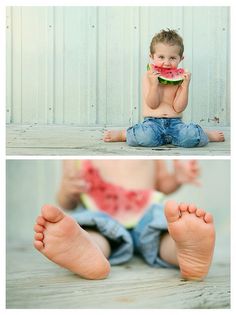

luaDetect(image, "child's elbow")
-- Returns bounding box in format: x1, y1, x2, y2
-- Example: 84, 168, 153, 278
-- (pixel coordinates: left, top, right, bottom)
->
173, 108, 183, 114
146, 99, 160, 109
173, 104, 187, 114
148, 104, 159, 110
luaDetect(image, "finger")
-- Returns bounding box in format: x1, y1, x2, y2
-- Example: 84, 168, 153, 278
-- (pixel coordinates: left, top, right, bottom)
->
63, 160, 77, 176
75, 170, 84, 179
189, 161, 201, 176
191, 179, 202, 187
76, 179, 91, 191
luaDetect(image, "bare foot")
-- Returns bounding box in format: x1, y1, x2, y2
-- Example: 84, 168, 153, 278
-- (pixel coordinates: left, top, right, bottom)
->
33, 205, 110, 279
103, 130, 126, 142
164, 201, 215, 280
205, 130, 225, 142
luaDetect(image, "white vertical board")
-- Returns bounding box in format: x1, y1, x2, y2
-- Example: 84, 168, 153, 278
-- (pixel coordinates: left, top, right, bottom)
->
47, 7, 54, 124
184, 7, 229, 126
7, 6, 230, 127
6, 7, 12, 123
11, 7, 22, 123
21, 7, 48, 124
63, 7, 89, 125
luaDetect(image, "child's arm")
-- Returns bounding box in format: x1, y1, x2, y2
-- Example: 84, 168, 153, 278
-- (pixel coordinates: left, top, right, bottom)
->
155, 160, 200, 194
143, 69, 162, 109
172, 72, 191, 113
57, 160, 89, 210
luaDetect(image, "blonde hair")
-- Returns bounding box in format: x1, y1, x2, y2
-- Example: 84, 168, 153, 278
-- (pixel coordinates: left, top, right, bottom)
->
150, 29, 184, 57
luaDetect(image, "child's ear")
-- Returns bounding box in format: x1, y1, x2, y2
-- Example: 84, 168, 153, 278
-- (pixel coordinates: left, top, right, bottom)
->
181, 55, 184, 61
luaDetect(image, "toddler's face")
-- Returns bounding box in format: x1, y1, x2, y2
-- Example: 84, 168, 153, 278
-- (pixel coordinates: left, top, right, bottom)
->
150, 43, 183, 68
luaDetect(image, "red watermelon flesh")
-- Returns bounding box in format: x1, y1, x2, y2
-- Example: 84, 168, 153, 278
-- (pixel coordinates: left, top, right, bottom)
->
78, 161, 163, 228
147, 64, 184, 85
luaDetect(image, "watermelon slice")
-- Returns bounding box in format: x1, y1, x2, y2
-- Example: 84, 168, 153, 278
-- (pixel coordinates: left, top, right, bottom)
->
147, 63, 184, 85
77, 161, 163, 228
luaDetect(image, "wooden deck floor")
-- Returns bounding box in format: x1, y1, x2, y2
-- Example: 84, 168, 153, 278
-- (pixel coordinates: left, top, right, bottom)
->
6, 124, 230, 156
6, 241, 230, 309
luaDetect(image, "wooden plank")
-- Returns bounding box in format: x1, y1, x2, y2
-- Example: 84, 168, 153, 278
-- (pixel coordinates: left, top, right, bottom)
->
47, 7, 55, 124
130, 7, 140, 125
6, 242, 230, 309
54, 7, 65, 124
182, 7, 193, 123
11, 7, 22, 123
6, 125, 230, 156
6, 7, 12, 123
87, 7, 97, 125
97, 8, 107, 126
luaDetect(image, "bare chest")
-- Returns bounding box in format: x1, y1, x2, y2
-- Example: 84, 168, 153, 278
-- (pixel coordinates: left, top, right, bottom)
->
159, 84, 179, 104
90, 160, 156, 190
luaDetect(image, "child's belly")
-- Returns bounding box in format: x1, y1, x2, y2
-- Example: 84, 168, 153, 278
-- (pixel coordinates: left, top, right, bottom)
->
143, 102, 182, 118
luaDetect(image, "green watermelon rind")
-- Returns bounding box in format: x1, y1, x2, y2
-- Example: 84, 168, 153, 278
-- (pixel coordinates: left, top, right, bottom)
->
158, 76, 184, 85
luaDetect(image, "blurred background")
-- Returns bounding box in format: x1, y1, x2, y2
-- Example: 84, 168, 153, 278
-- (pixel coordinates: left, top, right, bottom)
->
6, 159, 230, 262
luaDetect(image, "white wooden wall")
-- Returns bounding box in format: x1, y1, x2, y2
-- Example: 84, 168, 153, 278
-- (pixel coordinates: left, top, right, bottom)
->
6, 6, 230, 127
6, 160, 230, 241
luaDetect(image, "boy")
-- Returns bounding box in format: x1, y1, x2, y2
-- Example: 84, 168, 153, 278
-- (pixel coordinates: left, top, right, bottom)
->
103, 29, 224, 147
33, 160, 215, 281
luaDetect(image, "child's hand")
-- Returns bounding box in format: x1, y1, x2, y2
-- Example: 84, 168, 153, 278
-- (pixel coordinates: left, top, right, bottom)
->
147, 64, 160, 86
61, 170, 90, 201
182, 70, 191, 86
173, 160, 201, 186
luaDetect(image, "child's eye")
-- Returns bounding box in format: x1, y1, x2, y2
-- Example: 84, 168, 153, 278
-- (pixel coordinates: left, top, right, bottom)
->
158, 56, 164, 59
170, 57, 176, 60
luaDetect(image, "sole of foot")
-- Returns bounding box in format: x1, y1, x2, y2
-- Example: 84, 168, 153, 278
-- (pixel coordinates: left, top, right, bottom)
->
164, 200, 215, 280
34, 204, 110, 280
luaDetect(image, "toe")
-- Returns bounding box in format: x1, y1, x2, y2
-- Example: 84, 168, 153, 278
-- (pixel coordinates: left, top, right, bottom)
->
34, 240, 44, 251
179, 203, 189, 216
36, 216, 46, 226
196, 208, 205, 217
164, 200, 181, 223
204, 213, 214, 223
34, 224, 44, 233
34, 232, 44, 241
41, 205, 65, 223
179, 203, 188, 212
188, 204, 197, 213
104, 138, 111, 142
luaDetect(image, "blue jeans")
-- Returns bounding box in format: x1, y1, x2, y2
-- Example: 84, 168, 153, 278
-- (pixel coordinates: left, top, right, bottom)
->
70, 204, 175, 268
126, 117, 209, 147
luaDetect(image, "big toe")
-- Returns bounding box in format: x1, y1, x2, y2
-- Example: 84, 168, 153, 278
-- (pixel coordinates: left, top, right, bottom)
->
164, 200, 181, 223
41, 204, 65, 223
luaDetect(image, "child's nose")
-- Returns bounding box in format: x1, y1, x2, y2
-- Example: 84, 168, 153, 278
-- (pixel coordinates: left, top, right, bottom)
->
163, 59, 171, 66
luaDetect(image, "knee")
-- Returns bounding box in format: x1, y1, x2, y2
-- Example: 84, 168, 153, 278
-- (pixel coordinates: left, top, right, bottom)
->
126, 125, 161, 147
178, 123, 208, 148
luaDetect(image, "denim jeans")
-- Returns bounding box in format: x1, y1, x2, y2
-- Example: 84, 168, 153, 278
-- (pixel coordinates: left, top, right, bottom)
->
70, 204, 175, 268
126, 117, 209, 147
